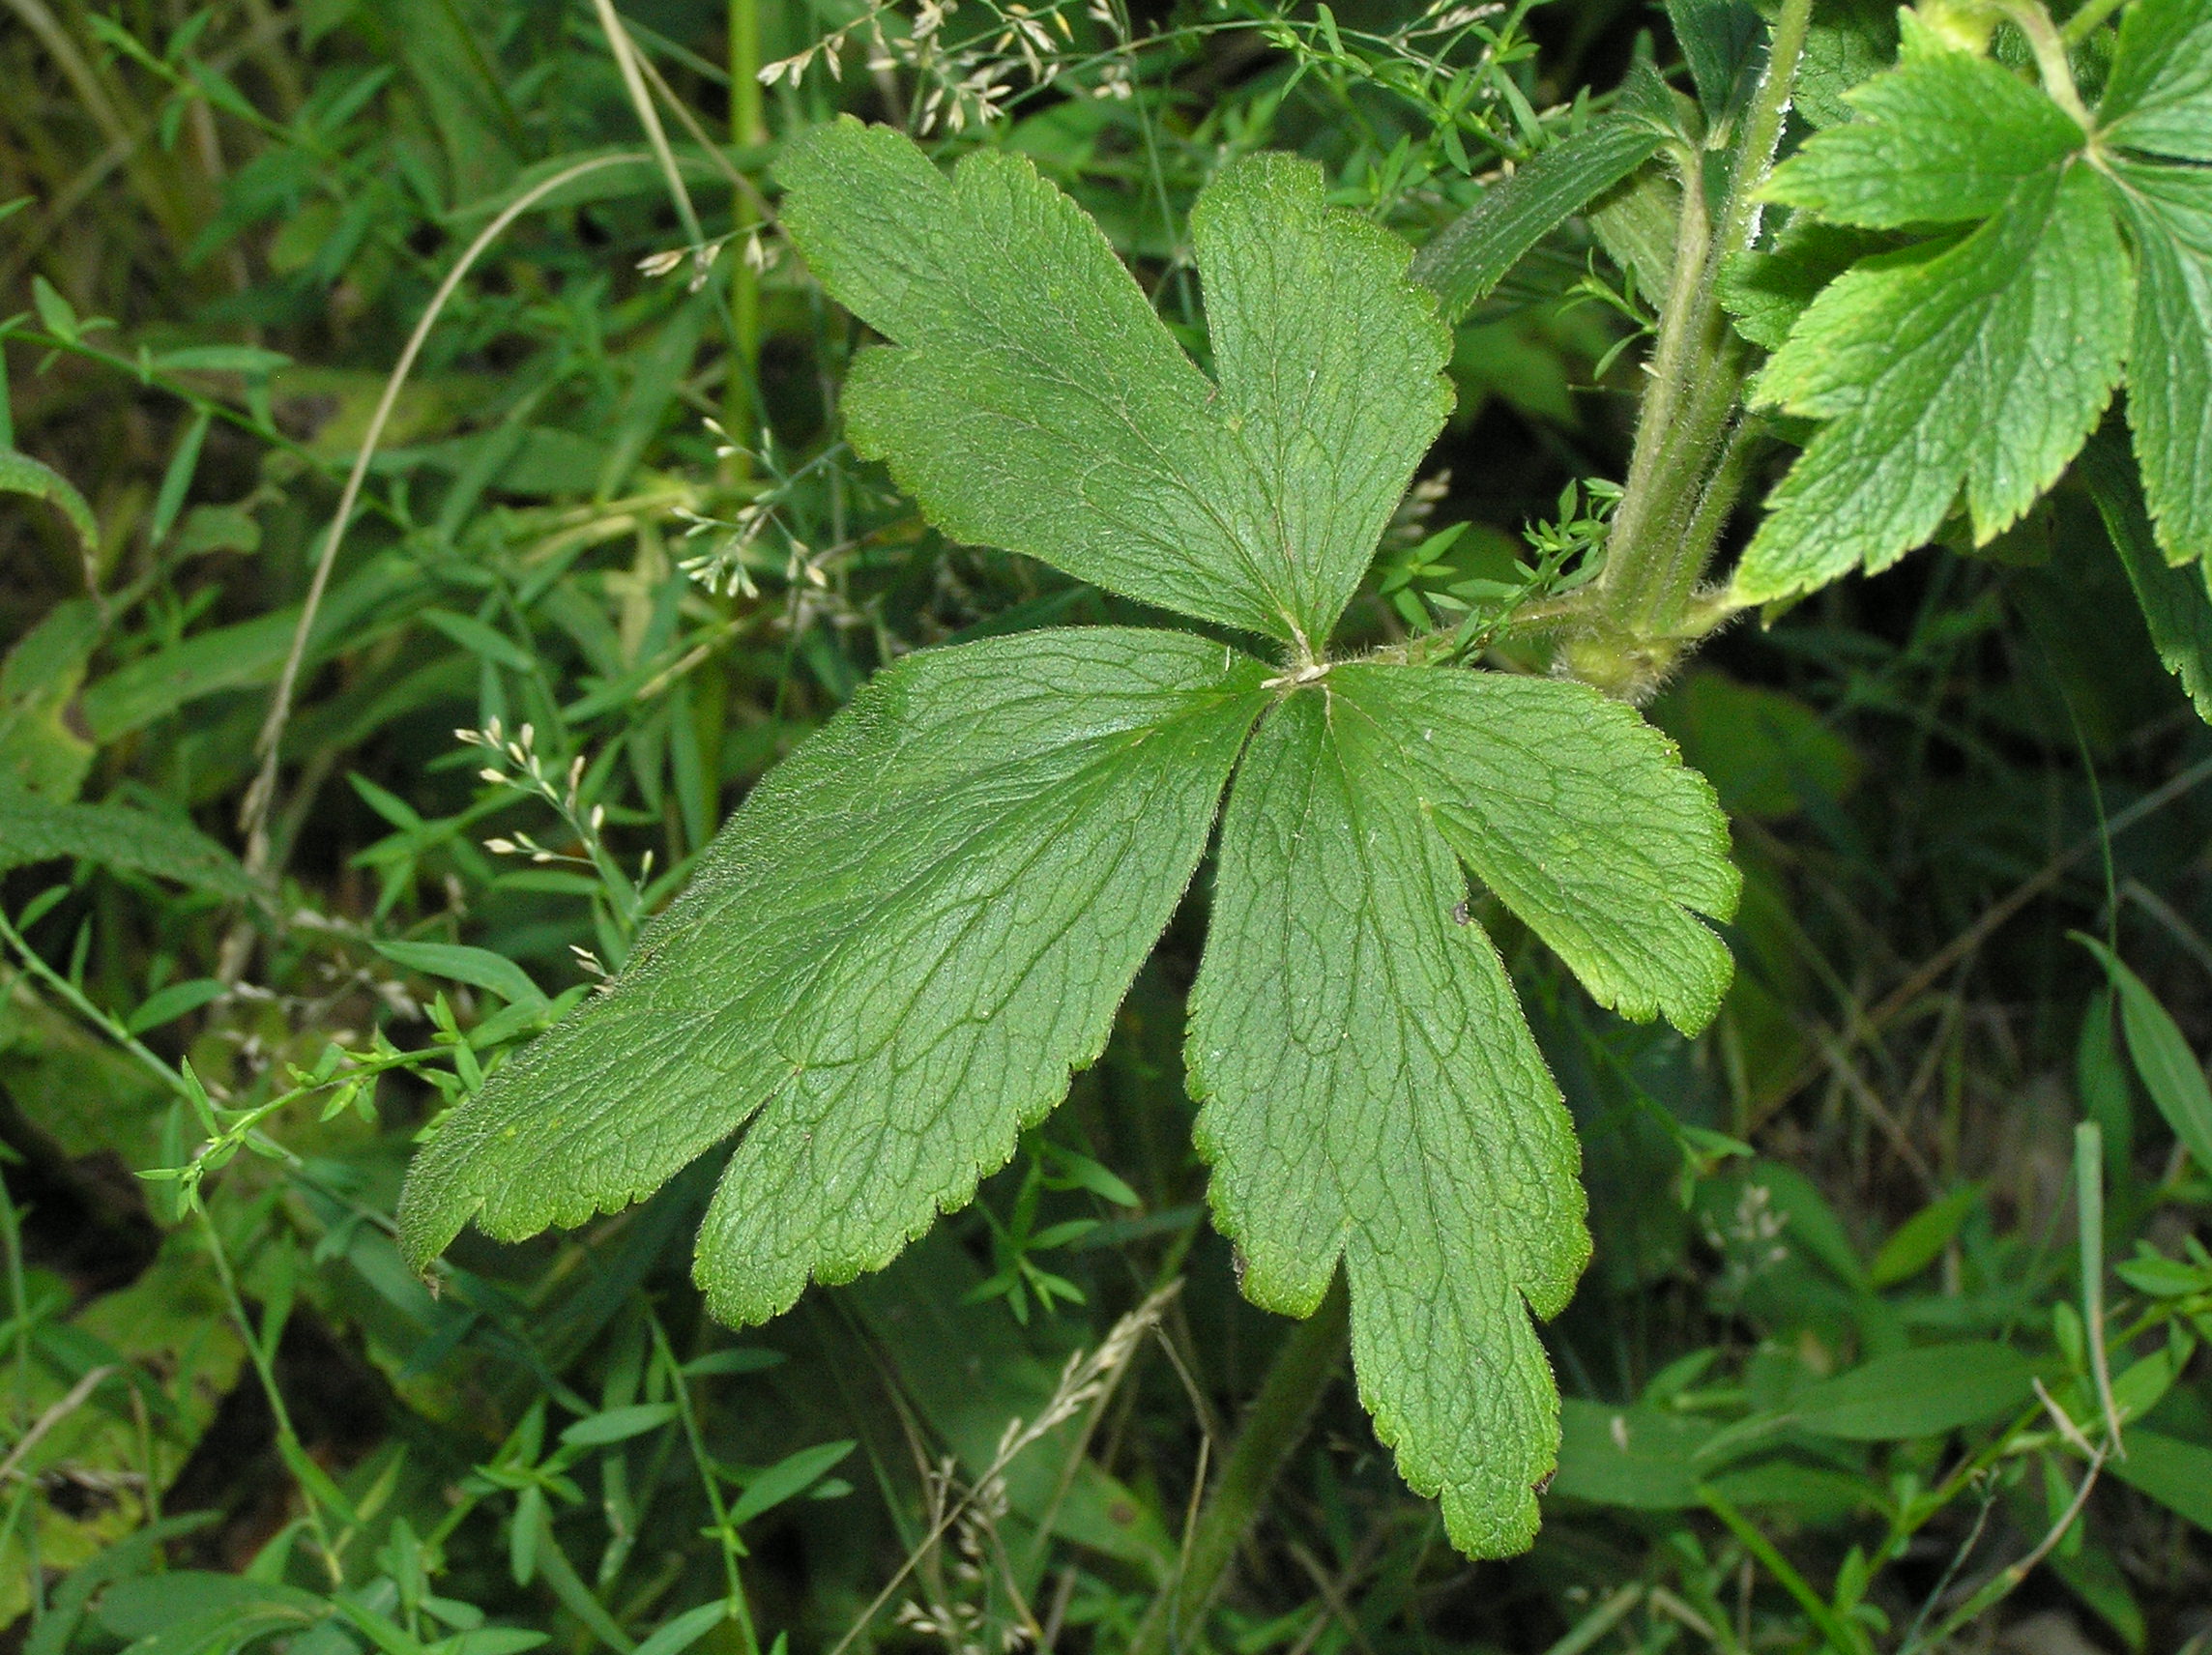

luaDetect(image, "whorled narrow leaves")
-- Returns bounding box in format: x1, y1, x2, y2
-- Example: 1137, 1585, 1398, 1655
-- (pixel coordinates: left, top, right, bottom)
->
1735, 0, 2212, 599
402, 124, 1740, 1557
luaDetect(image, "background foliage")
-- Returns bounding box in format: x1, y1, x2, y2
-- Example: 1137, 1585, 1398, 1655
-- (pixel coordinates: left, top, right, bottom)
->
2, 0, 2211, 1650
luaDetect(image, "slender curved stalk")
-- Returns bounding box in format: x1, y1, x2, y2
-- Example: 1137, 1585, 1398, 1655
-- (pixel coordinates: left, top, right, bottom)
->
238, 152, 646, 878
592, 0, 707, 253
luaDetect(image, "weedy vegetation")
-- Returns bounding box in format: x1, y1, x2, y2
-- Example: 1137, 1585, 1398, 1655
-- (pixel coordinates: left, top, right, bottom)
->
3, 0, 2212, 1650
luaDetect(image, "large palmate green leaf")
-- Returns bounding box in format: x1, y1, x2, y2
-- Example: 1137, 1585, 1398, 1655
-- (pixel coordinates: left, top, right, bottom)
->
1187, 674, 1733, 1556
1187, 685, 1587, 1557
397, 628, 1269, 1320
777, 120, 1451, 652
404, 127, 1741, 1557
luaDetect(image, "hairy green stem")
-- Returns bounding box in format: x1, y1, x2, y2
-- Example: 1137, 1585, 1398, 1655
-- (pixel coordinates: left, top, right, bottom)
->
1591, 0, 1814, 661
1129, 1274, 1350, 1655
1590, 144, 1724, 643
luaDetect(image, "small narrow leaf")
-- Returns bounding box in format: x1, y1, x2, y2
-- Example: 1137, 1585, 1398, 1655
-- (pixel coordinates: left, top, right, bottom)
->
1789, 1343, 2033, 1438
1, 449, 99, 557
2109, 1429, 2212, 1531
373, 940, 547, 1008
726, 1439, 855, 1527
629, 1604, 735, 1655
2077, 936, 2212, 1176
682, 1348, 783, 1378
1551, 1401, 1723, 1510
1409, 70, 1675, 323
149, 410, 211, 549
560, 1403, 677, 1447
1868, 1184, 1982, 1288
126, 977, 228, 1035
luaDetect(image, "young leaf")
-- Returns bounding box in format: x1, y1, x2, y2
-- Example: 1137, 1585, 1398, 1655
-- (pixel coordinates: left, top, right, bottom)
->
2077, 936, 2212, 1176
777, 121, 1452, 652
1187, 674, 1734, 1555
396, 629, 1270, 1322
629, 1602, 736, 1655
1667, 0, 1763, 119
1, 449, 99, 559
1408, 67, 1676, 322
2111, 1429, 2212, 1533
1720, 218, 1901, 351
1738, 3, 2212, 594
1187, 685, 1588, 1558
0, 778, 252, 898
372, 939, 548, 1009
1736, 163, 2128, 599
725, 1439, 855, 1528
1787, 1342, 2033, 1439
2080, 430, 2212, 722
2102, 160, 2212, 564
1867, 1183, 1982, 1288
2097, 0, 2212, 163
559, 1403, 677, 1447
1550, 1401, 1722, 1510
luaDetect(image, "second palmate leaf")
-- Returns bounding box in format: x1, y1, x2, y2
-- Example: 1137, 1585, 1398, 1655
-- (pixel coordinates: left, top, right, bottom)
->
395, 121, 1739, 1557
